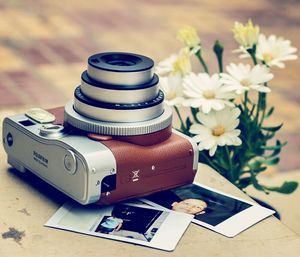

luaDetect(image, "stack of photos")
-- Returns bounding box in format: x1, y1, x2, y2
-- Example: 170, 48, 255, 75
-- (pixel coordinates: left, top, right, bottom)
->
45, 201, 193, 251
45, 183, 275, 250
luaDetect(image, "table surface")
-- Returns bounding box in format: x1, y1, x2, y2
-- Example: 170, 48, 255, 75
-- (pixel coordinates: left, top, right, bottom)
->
1, 149, 300, 257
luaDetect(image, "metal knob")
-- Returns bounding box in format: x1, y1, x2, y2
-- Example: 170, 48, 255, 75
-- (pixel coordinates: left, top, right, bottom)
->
39, 124, 64, 138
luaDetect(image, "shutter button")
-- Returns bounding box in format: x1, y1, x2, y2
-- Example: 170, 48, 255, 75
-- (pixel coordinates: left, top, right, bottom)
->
64, 150, 77, 175
39, 124, 64, 138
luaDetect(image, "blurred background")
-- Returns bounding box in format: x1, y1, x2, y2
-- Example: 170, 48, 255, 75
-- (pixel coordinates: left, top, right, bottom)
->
0, 0, 299, 233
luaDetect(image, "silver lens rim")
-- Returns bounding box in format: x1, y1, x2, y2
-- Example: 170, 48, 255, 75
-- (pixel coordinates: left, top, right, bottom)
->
64, 100, 173, 136
81, 72, 159, 104
87, 52, 154, 86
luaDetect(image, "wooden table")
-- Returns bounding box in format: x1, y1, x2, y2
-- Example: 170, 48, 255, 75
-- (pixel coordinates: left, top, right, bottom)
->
1, 145, 300, 257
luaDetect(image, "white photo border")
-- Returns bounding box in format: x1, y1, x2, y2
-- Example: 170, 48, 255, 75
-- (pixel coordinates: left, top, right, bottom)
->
45, 201, 193, 251
141, 182, 275, 237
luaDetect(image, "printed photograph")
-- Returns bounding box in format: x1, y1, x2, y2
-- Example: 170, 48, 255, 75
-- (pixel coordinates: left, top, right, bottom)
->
45, 201, 193, 250
145, 183, 252, 226
93, 204, 168, 242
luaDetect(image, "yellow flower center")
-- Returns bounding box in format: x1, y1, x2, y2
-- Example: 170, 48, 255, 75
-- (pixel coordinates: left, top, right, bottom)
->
203, 90, 215, 99
212, 125, 225, 137
240, 79, 251, 87
263, 53, 273, 62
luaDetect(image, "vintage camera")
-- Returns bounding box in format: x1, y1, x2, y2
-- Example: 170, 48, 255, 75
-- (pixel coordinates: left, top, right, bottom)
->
2, 52, 198, 205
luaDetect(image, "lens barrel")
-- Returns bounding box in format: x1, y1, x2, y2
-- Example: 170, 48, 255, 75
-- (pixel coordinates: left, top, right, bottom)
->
64, 52, 172, 136
73, 87, 164, 123
80, 71, 160, 104
87, 52, 154, 86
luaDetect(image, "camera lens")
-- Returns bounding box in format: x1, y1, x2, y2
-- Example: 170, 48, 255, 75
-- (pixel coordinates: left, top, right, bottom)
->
97, 53, 141, 66
87, 52, 154, 86
64, 52, 173, 136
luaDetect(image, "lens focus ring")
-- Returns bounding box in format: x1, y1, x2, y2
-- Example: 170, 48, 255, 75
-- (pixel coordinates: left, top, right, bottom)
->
73, 87, 165, 122
87, 52, 154, 86
81, 71, 159, 104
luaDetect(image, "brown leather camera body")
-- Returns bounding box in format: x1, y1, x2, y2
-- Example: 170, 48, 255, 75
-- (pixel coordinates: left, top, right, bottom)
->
49, 107, 198, 205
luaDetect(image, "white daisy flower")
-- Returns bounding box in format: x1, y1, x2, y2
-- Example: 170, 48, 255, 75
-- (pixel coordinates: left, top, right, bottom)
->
155, 54, 177, 76
182, 73, 236, 113
190, 107, 242, 156
155, 48, 192, 77
234, 34, 298, 69
159, 75, 184, 106
220, 63, 273, 94
256, 34, 298, 68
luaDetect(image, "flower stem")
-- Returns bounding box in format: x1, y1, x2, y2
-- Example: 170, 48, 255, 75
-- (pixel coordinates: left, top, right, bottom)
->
248, 47, 265, 125
216, 55, 223, 73
191, 107, 200, 123
259, 92, 267, 127
195, 50, 209, 74
174, 106, 187, 133
213, 40, 224, 73
225, 146, 235, 182
247, 45, 257, 65
259, 110, 266, 127
243, 91, 249, 113
250, 53, 257, 65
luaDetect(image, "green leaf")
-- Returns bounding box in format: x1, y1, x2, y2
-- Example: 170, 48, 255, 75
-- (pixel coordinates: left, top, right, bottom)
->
259, 157, 280, 166
261, 141, 287, 151
250, 173, 266, 192
248, 160, 261, 170
262, 123, 283, 132
266, 181, 298, 194
254, 166, 267, 173
264, 132, 276, 140
270, 142, 285, 158
265, 106, 274, 118
245, 152, 257, 159
238, 177, 252, 188
248, 161, 267, 174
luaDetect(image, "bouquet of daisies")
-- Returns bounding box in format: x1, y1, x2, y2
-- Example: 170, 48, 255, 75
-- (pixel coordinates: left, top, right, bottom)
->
157, 21, 298, 194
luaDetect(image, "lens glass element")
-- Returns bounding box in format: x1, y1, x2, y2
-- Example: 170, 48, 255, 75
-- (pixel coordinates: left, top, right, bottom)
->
99, 53, 142, 67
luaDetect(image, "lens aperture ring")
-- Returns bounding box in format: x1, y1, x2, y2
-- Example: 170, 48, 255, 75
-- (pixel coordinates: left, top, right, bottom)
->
81, 71, 159, 104
74, 87, 165, 122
